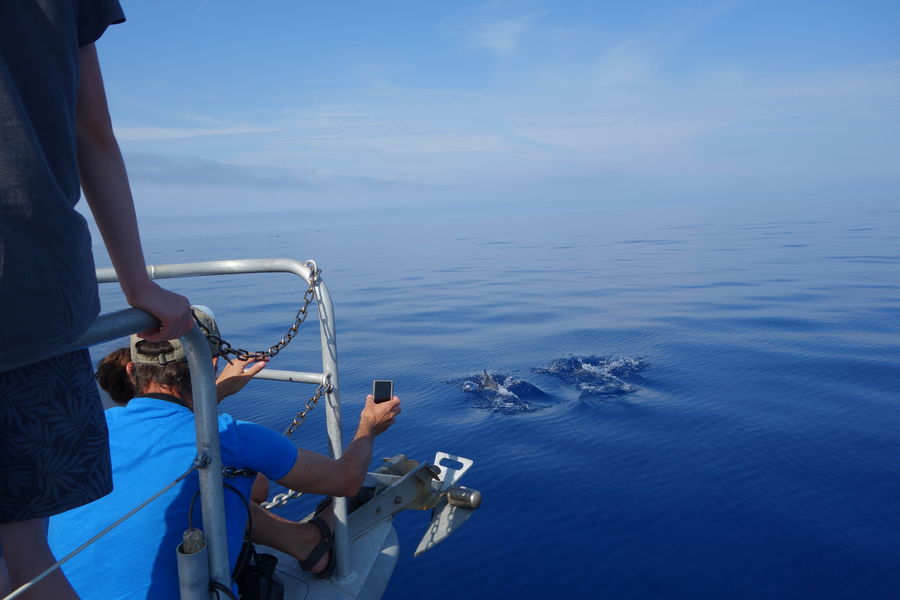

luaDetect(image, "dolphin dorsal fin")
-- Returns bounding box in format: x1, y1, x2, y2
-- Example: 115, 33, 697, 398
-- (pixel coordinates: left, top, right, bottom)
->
481, 370, 499, 390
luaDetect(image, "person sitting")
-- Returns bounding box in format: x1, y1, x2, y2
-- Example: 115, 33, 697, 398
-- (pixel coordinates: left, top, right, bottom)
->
93, 337, 311, 537
48, 307, 401, 599
95, 343, 285, 511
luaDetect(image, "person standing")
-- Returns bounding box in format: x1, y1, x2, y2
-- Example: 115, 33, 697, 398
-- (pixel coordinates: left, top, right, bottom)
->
0, 2, 194, 597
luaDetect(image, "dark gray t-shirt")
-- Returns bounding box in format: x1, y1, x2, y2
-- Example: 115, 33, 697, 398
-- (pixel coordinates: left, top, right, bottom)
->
0, 0, 125, 370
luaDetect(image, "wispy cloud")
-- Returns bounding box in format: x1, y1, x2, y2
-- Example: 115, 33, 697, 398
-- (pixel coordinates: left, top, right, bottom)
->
122, 152, 462, 218
124, 152, 441, 191
115, 23, 900, 214
126, 153, 310, 188
470, 15, 533, 54
115, 124, 276, 142
588, 41, 658, 87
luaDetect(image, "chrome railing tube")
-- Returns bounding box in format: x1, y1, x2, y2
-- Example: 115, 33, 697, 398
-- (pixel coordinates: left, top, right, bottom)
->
180, 324, 231, 594
54, 309, 230, 596
315, 278, 351, 579
93, 258, 353, 581
72, 308, 158, 349
253, 369, 325, 384
96, 257, 318, 284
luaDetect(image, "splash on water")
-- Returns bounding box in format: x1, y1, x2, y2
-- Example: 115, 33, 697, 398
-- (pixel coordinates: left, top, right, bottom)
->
451, 357, 646, 411
451, 370, 550, 414
533, 356, 647, 400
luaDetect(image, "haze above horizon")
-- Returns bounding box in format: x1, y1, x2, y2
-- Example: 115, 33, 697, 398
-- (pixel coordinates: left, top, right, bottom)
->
95, 0, 900, 221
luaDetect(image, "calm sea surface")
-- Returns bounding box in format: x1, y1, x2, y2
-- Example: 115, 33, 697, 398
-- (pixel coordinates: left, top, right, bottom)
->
93, 203, 900, 599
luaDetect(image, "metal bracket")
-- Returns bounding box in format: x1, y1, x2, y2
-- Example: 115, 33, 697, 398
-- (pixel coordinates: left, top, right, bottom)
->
348, 463, 436, 540
413, 453, 479, 557
432, 452, 474, 492
347, 452, 482, 557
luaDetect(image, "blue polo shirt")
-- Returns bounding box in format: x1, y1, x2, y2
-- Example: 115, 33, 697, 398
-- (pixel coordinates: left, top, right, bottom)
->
49, 398, 298, 600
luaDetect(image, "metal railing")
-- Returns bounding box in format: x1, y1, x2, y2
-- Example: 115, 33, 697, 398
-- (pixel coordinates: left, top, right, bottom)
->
96, 258, 350, 581
4, 258, 350, 599
2, 309, 222, 600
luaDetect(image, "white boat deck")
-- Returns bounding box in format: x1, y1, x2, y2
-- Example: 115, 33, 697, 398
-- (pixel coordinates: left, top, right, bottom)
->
256, 518, 398, 600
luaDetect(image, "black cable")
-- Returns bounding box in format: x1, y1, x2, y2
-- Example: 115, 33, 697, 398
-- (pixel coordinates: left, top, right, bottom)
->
210, 580, 238, 599
223, 482, 254, 580
186, 481, 254, 580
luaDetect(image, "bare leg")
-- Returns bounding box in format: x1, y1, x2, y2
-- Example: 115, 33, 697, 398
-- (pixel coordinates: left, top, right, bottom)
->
249, 503, 332, 574
0, 518, 79, 600
0, 555, 10, 595
250, 474, 269, 505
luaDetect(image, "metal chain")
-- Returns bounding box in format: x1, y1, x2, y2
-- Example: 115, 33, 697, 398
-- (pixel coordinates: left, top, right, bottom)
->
284, 376, 331, 437
262, 376, 332, 510
192, 261, 330, 512
263, 488, 302, 510
194, 262, 321, 361
222, 467, 257, 479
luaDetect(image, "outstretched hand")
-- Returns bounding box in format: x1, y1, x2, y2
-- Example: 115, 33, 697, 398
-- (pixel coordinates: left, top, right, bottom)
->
128, 282, 193, 341
216, 357, 268, 400
359, 395, 401, 437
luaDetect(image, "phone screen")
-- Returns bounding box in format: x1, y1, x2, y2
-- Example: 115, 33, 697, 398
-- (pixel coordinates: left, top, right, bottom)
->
372, 380, 393, 403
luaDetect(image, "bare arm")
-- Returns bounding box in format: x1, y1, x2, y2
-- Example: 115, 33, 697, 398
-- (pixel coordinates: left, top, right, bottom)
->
76, 44, 193, 342
277, 395, 401, 497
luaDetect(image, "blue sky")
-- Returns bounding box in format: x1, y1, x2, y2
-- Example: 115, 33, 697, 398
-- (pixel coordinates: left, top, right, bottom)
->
94, 0, 900, 220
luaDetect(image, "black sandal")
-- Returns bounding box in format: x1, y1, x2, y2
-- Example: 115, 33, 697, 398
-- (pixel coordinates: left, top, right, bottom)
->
314, 496, 332, 517
297, 515, 336, 579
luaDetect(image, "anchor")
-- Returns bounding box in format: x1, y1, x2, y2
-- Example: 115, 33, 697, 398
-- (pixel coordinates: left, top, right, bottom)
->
348, 452, 482, 556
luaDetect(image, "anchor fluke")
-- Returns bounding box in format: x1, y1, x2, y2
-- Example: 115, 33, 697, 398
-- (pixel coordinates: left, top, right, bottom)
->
413, 452, 482, 557
414, 498, 477, 557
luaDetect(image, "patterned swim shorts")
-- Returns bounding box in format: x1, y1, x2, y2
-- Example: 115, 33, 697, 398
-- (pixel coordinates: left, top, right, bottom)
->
0, 349, 112, 523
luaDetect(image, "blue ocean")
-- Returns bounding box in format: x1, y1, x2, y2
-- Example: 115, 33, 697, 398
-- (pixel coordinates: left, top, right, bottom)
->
92, 202, 900, 599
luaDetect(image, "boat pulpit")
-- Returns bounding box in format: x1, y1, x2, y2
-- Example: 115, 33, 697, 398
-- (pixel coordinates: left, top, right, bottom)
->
2, 258, 481, 600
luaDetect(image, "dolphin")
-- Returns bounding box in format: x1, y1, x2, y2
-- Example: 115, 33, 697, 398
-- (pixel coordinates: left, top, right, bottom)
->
480, 369, 499, 391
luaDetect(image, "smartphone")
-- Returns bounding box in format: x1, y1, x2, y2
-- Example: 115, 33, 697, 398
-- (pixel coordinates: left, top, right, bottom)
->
372, 379, 394, 404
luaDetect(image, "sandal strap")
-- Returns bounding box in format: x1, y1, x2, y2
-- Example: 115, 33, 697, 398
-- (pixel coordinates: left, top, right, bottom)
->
298, 516, 333, 571
315, 496, 333, 516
